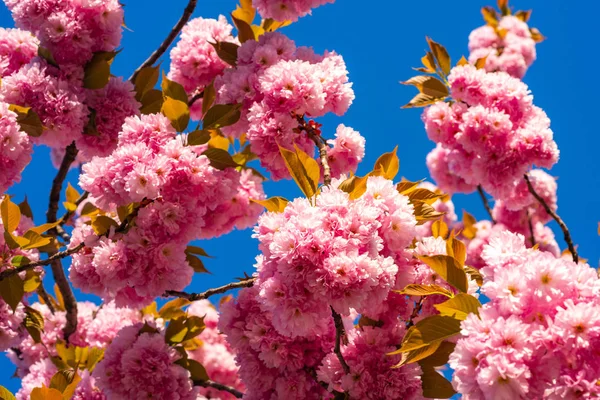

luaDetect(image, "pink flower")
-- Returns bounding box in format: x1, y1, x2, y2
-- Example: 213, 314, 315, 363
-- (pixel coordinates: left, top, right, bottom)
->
253, 0, 334, 22
325, 124, 365, 178
0, 101, 33, 193
0, 28, 38, 77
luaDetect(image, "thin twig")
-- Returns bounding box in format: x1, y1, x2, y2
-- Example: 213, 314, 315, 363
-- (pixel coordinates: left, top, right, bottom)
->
527, 208, 536, 247
46, 142, 79, 342
128, 0, 198, 82
331, 307, 350, 374
0, 244, 85, 281
56, 191, 89, 241
164, 278, 255, 301
36, 284, 55, 314
295, 114, 332, 186
524, 174, 578, 263
477, 185, 495, 224
406, 297, 424, 329
188, 90, 203, 107
193, 380, 243, 398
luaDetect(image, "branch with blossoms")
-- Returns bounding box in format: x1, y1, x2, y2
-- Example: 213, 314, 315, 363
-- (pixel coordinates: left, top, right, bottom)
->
164, 277, 256, 301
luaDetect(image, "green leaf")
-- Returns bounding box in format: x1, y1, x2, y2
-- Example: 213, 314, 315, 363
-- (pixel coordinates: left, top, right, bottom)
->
401, 76, 449, 98
165, 316, 206, 344
159, 298, 190, 320
0, 385, 16, 400
8, 105, 44, 137
397, 315, 462, 353
201, 81, 216, 116
11, 255, 29, 268
251, 197, 288, 213
418, 255, 468, 293
134, 65, 160, 101
83, 51, 117, 89
371, 146, 399, 180
21, 231, 52, 250
396, 284, 453, 298
0, 274, 24, 312
421, 365, 456, 399
202, 148, 239, 170
186, 359, 210, 381
203, 104, 242, 130
210, 41, 239, 66
162, 96, 190, 132
279, 145, 319, 199
85, 347, 104, 372
117, 203, 137, 224
434, 293, 481, 320
231, 14, 255, 43
187, 130, 211, 146
1, 196, 21, 233
139, 89, 164, 115
91, 215, 119, 236
24, 306, 45, 343
161, 72, 188, 103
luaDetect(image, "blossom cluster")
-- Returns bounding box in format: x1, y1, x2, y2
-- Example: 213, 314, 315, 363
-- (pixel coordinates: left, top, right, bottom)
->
254, 0, 334, 22
214, 32, 356, 179
450, 231, 600, 399
469, 16, 537, 78
4, 0, 124, 66
74, 113, 264, 306
0, 102, 33, 194
423, 64, 559, 199
0, 28, 38, 77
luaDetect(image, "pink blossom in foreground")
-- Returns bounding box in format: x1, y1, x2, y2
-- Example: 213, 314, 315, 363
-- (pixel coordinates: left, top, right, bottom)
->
0, 101, 33, 193
324, 124, 366, 179
254, 0, 334, 22
450, 231, 600, 399
0, 27, 38, 77
93, 324, 198, 400
4, 0, 124, 66
469, 16, 537, 79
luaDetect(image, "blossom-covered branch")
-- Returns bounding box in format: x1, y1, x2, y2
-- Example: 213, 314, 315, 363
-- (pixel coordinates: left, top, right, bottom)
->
163, 278, 256, 301
524, 173, 578, 263
128, 0, 198, 82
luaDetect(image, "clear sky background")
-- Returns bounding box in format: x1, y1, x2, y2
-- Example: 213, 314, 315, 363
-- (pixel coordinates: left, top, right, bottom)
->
1, 0, 598, 394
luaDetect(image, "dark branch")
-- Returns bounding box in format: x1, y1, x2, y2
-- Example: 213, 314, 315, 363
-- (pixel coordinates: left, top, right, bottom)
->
56, 191, 89, 241
477, 185, 496, 224
164, 278, 255, 301
188, 90, 203, 107
331, 307, 350, 374
0, 244, 85, 281
527, 208, 536, 247
524, 174, 578, 263
36, 284, 55, 314
193, 380, 243, 398
406, 297, 424, 329
128, 0, 198, 82
46, 142, 79, 342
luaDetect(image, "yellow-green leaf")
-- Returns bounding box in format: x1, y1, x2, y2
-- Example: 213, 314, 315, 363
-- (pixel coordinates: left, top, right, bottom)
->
159, 298, 190, 321
80, 202, 98, 217
413, 201, 445, 225
394, 341, 442, 367
417, 52, 436, 73
201, 81, 216, 116
83, 51, 117, 89
421, 365, 456, 399
140, 89, 164, 115
397, 284, 453, 298
231, 14, 255, 43
462, 211, 477, 240
434, 293, 481, 320
401, 76, 448, 98
515, 10, 531, 22
91, 216, 119, 236
371, 146, 399, 180
261, 18, 292, 32
426, 37, 451, 76
338, 175, 368, 200
27, 222, 60, 236
418, 255, 468, 293
134, 65, 160, 101
398, 315, 462, 353
446, 235, 466, 266
464, 266, 483, 286
203, 103, 242, 129
11, 255, 29, 268
481, 6, 499, 27
0, 385, 16, 400
202, 148, 238, 170
251, 197, 288, 213
18, 197, 33, 219
419, 341, 456, 367
210, 41, 239, 66
162, 96, 190, 132
530, 27, 545, 43
407, 188, 444, 205
431, 219, 448, 238
396, 179, 422, 195
165, 316, 206, 344
0, 274, 24, 312
23, 270, 41, 293
497, 0, 510, 15
8, 105, 44, 137
161, 72, 188, 103
186, 359, 210, 381
23, 305, 44, 343
3, 231, 27, 250
232, 0, 255, 24
402, 93, 441, 109
1, 195, 21, 233
207, 131, 230, 151
279, 145, 319, 199
186, 245, 211, 258
187, 253, 210, 274
65, 182, 80, 204
30, 386, 63, 400
294, 144, 320, 188
456, 55, 469, 66
117, 203, 137, 224
21, 230, 52, 250
54, 284, 65, 311
38, 46, 58, 68
474, 56, 488, 69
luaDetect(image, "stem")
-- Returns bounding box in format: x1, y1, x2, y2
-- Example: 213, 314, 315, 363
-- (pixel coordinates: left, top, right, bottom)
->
477, 185, 496, 224
56, 191, 89, 241
331, 307, 350, 374
46, 143, 79, 342
36, 284, 55, 314
524, 174, 578, 263
188, 90, 203, 107
128, 0, 198, 82
0, 244, 85, 281
527, 208, 536, 247
164, 278, 255, 301
193, 380, 243, 398
311, 133, 331, 186
406, 297, 424, 329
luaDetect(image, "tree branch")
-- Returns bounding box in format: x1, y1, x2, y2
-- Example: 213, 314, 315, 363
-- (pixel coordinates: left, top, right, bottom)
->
477, 185, 495, 224
295, 114, 331, 186
56, 191, 89, 241
128, 0, 198, 82
164, 278, 255, 301
524, 174, 578, 263
193, 380, 243, 398
527, 208, 536, 247
331, 307, 350, 374
0, 244, 85, 281
36, 284, 55, 314
46, 142, 79, 342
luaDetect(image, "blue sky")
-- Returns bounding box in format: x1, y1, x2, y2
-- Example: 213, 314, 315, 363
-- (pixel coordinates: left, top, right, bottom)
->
1, 0, 598, 394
